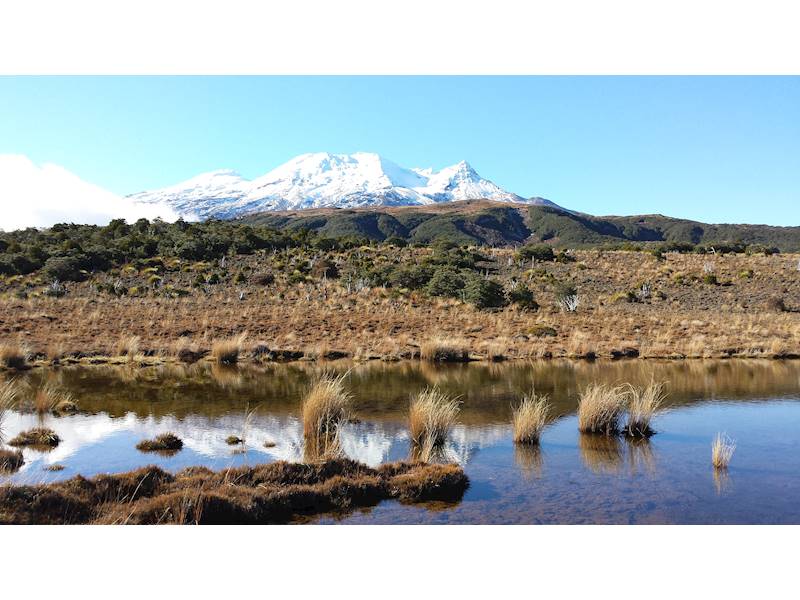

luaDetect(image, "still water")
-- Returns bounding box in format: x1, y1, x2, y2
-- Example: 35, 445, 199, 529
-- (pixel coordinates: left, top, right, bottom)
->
2, 360, 799, 523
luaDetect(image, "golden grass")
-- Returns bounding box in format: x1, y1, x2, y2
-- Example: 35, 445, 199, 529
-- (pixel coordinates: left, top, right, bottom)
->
32, 382, 78, 415
2, 250, 799, 364
623, 381, 667, 437
210, 333, 247, 364
577, 383, 628, 434
0, 379, 18, 443
0, 343, 27, 370
115, 335, 141, 361
0, 379, 17, 408
512, 391, 550, 445
409, 387, 460, 449
419, 338, 470, 362
712, 433, 736, 469
301, 373, 351, 442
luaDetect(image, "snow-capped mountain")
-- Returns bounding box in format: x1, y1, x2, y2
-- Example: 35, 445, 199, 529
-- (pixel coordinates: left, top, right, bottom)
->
128, 152, 556, 219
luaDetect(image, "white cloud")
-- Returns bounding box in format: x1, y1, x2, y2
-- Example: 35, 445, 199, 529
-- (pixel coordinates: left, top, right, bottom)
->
0, 154, 187, 231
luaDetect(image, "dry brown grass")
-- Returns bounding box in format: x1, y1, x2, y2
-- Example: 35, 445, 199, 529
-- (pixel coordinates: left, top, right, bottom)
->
409, 387, 460, 449
712, 433, 736, 469
31, 382, 78, 415
512, 391, 550, 445
623, 381, 667, 437
115, 335, 141, 361
301, 373, 351, 443
210, 333, 247, 364
2, 250, 799, 364
577, 383, 627, 434
419, 338, 470, 362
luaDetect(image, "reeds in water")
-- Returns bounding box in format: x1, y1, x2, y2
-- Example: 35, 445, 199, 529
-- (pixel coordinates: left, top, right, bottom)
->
712, 433, 735, 469
409, 387, 460, 450
512, 391, 550, 445
623, 381, 666, 438
577, 383, 627, 435
302, 373, 351, 441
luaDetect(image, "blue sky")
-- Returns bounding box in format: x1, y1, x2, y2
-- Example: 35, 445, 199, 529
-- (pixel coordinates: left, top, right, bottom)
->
1, 76, 798, 225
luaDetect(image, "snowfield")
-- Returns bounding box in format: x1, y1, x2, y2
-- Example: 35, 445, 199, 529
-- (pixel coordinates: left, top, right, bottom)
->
127, 152, 558, 219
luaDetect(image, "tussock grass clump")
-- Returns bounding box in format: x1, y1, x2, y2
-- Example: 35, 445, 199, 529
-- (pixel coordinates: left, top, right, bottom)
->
1, 379, 18, 408
31, 383, 78, 415
409, 387, 460, 449
512, 391, 550, 445
712, 433, 736, 469
623, 381, 667, 438
302, 373, 352, 441
0, 448, 24, 473
0, 459, 469, 524
225, 435, 244, 445
115, 335, 141, 361
136, 433, 184, 453
0, 343, 27, 370
577, 383, 627, 434
419, 339, 470, 362
1, 380, 18, 432
211, 333, 247, 365
9, 427, 61, 449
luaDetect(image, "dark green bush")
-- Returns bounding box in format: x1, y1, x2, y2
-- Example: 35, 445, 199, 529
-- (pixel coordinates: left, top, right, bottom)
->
42, 256, 86, 282
463, 278, 508, 309
425, 267, 466, 298
508, 286, 539, 311
516, 244, 555, 262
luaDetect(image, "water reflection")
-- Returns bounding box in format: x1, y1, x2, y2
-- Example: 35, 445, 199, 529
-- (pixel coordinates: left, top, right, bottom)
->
0, 360, 799, 523
626, 437, 656, 476
514, 444, 543, 479
579, 434, 623, 474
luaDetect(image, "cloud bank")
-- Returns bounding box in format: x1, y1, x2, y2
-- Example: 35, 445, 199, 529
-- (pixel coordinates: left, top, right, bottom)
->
0, 155, 186, 231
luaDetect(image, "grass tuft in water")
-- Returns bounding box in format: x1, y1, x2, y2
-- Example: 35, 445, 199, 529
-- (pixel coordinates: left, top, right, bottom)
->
9, 427, 60, 449
712, 433, 735, 469
622, 381, 667, 438
302, 373, 351, 440
136, 433, 183, 453
409, 387, 460, 451
577, 383, 627, 435
512, 391, 550, 445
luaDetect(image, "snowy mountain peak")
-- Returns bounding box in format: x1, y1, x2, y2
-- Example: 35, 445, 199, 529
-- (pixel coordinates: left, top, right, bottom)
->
128, 152, 551, 219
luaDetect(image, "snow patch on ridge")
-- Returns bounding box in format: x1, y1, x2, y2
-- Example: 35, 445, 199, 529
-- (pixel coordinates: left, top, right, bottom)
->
128, 152, 552, 219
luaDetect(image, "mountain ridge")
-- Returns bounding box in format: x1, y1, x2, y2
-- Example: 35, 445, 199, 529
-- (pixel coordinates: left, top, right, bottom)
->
127, 152, 561, 219
241, 200, 800, 251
